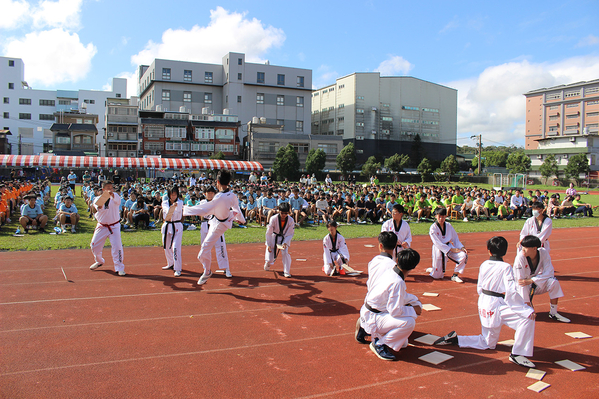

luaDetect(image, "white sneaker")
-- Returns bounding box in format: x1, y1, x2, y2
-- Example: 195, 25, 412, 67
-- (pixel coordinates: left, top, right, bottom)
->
162, 265, 174, 270
264, 262, 271, 271
509, 354, 535, 368
61, 225, 66, 233
225, 269, 233, 278
283, 272, 292, 278
451, 275, 464, 283
118, 270, 126, 276
90, 262, 103, 270
198, 271, 212, 285
71, 226, 76, 233
425, 267, 433, 273
548, 313, 571, 323
174, 270, 181, 277
463, 217, 468, 222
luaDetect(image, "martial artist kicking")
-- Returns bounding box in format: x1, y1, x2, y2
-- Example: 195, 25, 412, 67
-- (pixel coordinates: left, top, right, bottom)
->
518, 202, 552, 252
264, 202, 295, 278
427, 207, 468, 283
435, 236, 537, 368
381, 203, 412, 261
183, 170, 245, 285
197, 186, 231, 278
161, 186, 184, 277
356, 232, 422, 361
514, 235, 570, 322
322, 220, 352, 276
89, 180, 126, 276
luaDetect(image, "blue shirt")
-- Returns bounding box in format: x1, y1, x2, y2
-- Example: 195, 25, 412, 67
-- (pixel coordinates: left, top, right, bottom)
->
22, 203, 42, 218
59, 203, 78, 214
262, 197, 277, 210
68, 173, 76, 184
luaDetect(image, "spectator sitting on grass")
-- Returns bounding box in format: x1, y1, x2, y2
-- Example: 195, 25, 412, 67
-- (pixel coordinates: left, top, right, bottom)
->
130, 197, 150, 229
573, 194, 593, 217
20, 194, 48, 233
58, 196, 79, 233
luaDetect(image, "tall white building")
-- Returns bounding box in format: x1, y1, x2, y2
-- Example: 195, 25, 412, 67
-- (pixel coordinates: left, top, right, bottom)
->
311, 73, 457, 164
137, 52, 312, 143
0, 56, 127, 155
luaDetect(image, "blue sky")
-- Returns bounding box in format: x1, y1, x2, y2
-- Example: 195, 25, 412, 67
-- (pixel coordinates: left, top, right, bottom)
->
2, 0, 599, 146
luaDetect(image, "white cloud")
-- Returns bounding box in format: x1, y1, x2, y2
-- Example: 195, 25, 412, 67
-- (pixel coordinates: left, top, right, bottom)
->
4, 28, 96, 86
313, 65, 339, 89
0, 0, 30, 29
446, 56, 599, 146
577, 34, 599, 47
31, 0, 83, 30
375, 55, 413, 76
131, 6, 285, 66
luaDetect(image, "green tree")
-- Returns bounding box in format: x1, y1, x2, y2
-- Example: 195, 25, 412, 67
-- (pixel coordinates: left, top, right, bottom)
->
539, 153, 559, 184
210, 151, 225, 160
305, 148, 327, 178
506, 151, 531, 174
410, 134, 424, 167
417, 157, 433, 182
361, 156, 381, 177
484, 150, 508, 167
440, 154, 459, 181
273, 144, 300, 181
336, 142, 356, 177
565, 153, 590, 186
384, 153, 410, 173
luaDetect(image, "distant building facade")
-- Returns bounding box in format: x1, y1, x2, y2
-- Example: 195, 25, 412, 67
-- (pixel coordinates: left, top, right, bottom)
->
311, 73, 457, 164
50, 111, 99, 155
105, 97, 140, 158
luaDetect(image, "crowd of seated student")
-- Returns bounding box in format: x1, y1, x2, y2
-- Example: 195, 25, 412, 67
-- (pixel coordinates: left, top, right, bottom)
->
0, 180, 44, 233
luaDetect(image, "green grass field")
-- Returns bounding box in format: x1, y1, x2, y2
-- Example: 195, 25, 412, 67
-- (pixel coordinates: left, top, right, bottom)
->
1, 185, 598, 252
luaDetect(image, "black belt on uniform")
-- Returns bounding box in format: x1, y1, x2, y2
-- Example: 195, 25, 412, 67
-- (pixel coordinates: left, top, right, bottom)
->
482, 289, 505, 299
163, 220, 182, 249
365, 303, 382, 313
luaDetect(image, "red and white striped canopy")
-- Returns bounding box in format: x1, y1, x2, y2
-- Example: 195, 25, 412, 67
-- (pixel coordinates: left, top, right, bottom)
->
0, 155, 263, 171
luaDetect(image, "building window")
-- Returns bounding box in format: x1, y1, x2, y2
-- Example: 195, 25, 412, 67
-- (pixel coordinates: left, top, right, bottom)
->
566, 114, 579, 119
277, 95, 285, 106
116, 93, 121, 98
19, 113, 31, 120
549, 115, 559, 121
566, 103, 579, 108
297, 76, 304, 87
162, 90, 171, 101
39, 99, 55, 106
546, 92, 561, 100
549, 105, 559, 110
257, 93, 264, 104
296, 120, 303, 132
401, 118, 419, 123
588, 100, 599, 105
356, 109, 364, 113
357, 96, 364, 100
205, 72, 213, 83
204, 93, 212, 104
587, 112, 599, 117
237, 95, 242, 103
58, 99, 71, 105
162, 68, 171, 80
257, 72, 265, 84
422, 108, 439, 113
183, 91, 192, 102
402, 105, 420, 111
318, 143, 337, 154
39, 114, 54, 120
258, 142, 278, 153
83, 99, 95, 104
8, 60, 15, 67
338, 117, 344, 122
296, 96, 304, 107
3, 97, 9, 104
184, 70, 192, 81
565, 90, 581, 98
356, 122, 364, 127
277, 74, 285, 85
19, 98, 31, 105
8, 83, 14, 90
290, 143, 309, 154
382, 116, 393, 122
276, 119, 284, 126
3, 112, 8, 119
238, 58, 243, 65
238, 73, 242, 80
338, 104, 344, 108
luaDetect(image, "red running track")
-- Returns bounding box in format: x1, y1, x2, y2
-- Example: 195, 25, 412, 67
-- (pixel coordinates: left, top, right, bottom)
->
1, 227, 598, 398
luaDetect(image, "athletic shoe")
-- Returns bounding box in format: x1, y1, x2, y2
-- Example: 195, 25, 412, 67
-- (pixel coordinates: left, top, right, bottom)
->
39, 227, 46, 233
355, 317, 370, 344
463, 217, 468, 222
174, 270, 181, 277
162, 265, 174, 270
548, 313, 571, 323
451, 275, 464, 283
71, 226, 76, 233
264, 262, 271, 271
90, 262, 103, 270
225, 269, 233, 278
509, 354, 535, 368
198, 271, 212, 285
283, 272, 292, 278
425, 267, 433, 273
370, 338, 396, 361
117, 270, 126, 276
434, 331, 458, 346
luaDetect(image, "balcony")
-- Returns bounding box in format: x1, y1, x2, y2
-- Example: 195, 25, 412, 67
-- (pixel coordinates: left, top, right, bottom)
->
107, 133, 138, 142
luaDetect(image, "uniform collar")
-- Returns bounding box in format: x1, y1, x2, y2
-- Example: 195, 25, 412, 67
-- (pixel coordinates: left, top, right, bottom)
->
379, 252, 392, 259
489, 255, 503, 261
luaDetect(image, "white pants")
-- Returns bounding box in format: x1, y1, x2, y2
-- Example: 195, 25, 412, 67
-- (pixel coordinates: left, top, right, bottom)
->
265, 235, 291, 274
324, 251, 346, 275
90, 224, 124, 272
200, 222, 229, 271
360, 307, 415, 352
532, 277, 564, 300
198, 221, 229, 274
458, 304, 535, 357
430, 247, 467, 279
162, 222, 183, 272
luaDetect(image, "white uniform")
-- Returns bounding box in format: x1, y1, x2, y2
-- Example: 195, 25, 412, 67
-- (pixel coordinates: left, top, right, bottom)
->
322, 232, 350, 275
90, 193, 124, 272
199, 199, 229, 271
458, 257, 535, 357
429, 221, 467, 279
161, 198, 184, 272
519, 216, 552, 252
183, 190, 245, 274
265, 213, 295, 275
513, 248, 563, 303
381, 219, 412, 261
359, 253, 421, 351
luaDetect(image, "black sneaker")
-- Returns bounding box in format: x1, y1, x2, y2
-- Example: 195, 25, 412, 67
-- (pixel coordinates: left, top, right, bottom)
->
548, 313, 571, 323
370, 338, 396, 361
38, 227, 46, 233
433, 331, 458, 345
355, 317, 370, 344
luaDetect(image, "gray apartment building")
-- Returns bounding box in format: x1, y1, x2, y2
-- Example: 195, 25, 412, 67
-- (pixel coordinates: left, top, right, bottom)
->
311, 72, 457, 164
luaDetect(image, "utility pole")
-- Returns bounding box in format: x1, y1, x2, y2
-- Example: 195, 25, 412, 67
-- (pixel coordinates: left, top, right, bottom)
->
470, 134, 482, 175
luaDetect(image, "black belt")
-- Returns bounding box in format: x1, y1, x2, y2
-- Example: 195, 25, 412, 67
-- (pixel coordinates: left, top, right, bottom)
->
163, 220, 182, 249
365, 303, 381, 313
482, 289, 505, 299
